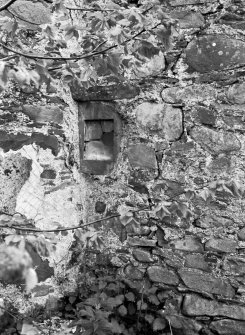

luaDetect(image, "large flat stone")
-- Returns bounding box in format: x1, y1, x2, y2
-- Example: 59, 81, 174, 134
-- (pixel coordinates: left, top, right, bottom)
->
184, 254, 210, 272
185, 35, 245, 73
178, 269, 235, 297
205, 238, 237, 253
190, 126, 241, 154
70, 81, 140, 101
135, 103, 183, 141
0, 131, 59, 156
22, 105, 63, 124
128, 144, 157, 170
183, 294, 245, 320
172, 236, 204, 253
171, 11, 205, 28
147, 266, 179, 285
132, 249, 154, 263
210, 319, 245, 335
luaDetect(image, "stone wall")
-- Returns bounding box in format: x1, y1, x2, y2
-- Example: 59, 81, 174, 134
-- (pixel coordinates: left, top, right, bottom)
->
70, 1, 245, 334
1, 0, 245, 334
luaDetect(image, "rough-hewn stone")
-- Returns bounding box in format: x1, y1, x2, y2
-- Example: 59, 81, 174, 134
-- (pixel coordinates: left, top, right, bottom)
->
237, 228, 245, 241
223, 257, 245, 275
172, 237, 204, 252
22, 105, 63, 124
172, 11, 205, 28
124, 265, 145, 280
184, 254, 210, 272
127, 237, 157, 247
0, 131, 59, 156
178, 269, 235, 297
70, 81, 140, 101
135, 103, 183, 141
147, 266, 179, 285
153, 248, 184, 268
190, 127, 241, 154
210, 319, 245, 335
84, 121, 103, 141
227, 82, 245, 104
128, 144, 157, 170
205, 238, 237, 253
185, 35, 245, 73
40, 169, 56, 179
183, 294, 245, 320
95, 201, 106, 213
132, 249, 154, 263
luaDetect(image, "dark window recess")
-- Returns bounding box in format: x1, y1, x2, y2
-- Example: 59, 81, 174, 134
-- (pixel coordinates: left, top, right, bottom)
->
78, 101, 122, 175
83, 120, 114, 161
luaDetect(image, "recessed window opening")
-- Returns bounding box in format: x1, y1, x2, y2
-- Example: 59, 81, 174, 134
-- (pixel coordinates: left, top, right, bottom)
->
83, 119, 114, 161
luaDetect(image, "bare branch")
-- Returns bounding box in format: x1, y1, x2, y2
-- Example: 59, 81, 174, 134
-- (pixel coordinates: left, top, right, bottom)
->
0, 207, 149, 233
0, 23, 161, 61
0, 0, 17, 12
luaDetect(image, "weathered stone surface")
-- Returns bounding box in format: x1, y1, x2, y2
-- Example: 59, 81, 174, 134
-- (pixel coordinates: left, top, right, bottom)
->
153, 248, 184, 268
84, 121, 103, 141
172, 11, 205, 28
124, 265, 145, 280
95, 201, 106, 213
227, 82, 245, 104
161, 85, 217, 104
40, 169, 56, 179
183, 294, 245, 320
185, 35, 245, 73
223, 257, 245, 275
205, 238, 237, 253
0, 131, 59, 155
128, 144, 157, 170
194, 106, 217, 126
147, 266, 179, 285
135, 103, 183, 141
178, 269, 235, 297
127, 237, 157, 247
70, 81, 140, 101
84, 141, 113, 161
22, 105, 63, 124
190, 126, 241, 154
210, 319, 245, 335
132, 249, 154, 263
0, 153, 32, 214
185, 254, 210, 272
238, 228, 245, 241
11, 1, 51, 26
172, 237, 204, 252
208, 155, 231, 175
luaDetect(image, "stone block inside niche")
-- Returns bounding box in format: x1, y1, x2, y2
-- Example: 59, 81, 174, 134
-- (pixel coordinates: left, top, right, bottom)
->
78, 102, 121, 175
